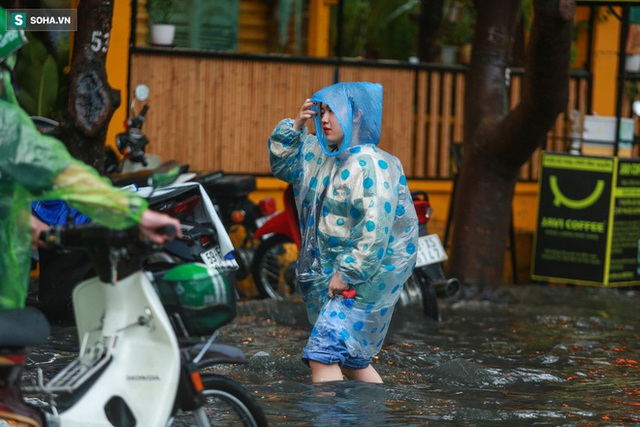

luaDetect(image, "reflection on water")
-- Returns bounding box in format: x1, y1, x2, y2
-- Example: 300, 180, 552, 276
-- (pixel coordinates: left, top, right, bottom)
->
29, 284, 640, 426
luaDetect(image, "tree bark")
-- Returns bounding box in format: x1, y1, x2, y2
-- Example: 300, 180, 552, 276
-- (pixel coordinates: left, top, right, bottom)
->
449, 0, 574, 297
60, 0, 120, 171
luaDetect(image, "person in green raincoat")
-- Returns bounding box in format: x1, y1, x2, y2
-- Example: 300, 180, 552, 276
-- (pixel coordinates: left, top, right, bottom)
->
269, 82, 418, 383
0, 10, 181, 311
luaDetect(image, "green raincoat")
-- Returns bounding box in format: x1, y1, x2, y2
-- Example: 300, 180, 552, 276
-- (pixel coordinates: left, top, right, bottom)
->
0, 65, 147, 310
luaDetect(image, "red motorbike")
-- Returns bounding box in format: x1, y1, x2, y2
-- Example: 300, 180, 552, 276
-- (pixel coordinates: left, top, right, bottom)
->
251, 185, 300, 300
250, 184, 460, 320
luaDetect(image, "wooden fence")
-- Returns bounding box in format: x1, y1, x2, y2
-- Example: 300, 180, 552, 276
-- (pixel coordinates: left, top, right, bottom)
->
129, 49, 593, 181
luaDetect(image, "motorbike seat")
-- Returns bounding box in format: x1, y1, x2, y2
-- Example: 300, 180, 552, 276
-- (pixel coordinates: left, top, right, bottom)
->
199, 173, 256, 198
0, 307, 51, 347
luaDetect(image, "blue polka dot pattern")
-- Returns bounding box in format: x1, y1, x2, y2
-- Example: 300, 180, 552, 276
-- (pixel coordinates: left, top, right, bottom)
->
407, 243, 417, 256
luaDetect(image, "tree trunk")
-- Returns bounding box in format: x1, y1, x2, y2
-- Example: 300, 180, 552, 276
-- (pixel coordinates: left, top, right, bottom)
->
59, 0, 120, 172
449, 0, 574, 298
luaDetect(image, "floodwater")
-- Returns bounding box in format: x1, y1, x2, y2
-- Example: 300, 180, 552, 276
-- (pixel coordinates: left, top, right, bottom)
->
26, 284, 640, 426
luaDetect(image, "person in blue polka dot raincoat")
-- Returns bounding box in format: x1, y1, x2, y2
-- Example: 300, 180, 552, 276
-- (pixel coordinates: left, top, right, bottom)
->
268, 81, 418, 383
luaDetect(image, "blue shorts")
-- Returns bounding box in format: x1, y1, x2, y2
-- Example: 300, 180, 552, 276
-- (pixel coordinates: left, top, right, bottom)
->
301, 327, 371, 370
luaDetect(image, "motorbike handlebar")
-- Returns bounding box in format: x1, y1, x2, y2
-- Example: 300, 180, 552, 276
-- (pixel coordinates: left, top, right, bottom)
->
39, 223, 175, 251
39, 224, 176, 282
130, 104, 150, 129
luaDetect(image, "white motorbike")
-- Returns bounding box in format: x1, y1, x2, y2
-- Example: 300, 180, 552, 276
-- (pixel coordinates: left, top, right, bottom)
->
1, 221, 269, 426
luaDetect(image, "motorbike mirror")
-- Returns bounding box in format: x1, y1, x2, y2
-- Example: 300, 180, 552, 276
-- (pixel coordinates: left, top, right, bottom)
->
151, 160, 181, 188
633, 100, 640, 117
134, 84, 150, 102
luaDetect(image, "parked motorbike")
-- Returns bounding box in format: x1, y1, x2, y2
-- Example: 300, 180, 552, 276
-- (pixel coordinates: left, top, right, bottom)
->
104, 83, 162, 175
103, 84, 275, 286
250, 184, 460, 319
32, 162, 238, 323
251, 184, 300, 299
1, 223, 269, 426
397, 191, 461, 321
197, 172, 276, 284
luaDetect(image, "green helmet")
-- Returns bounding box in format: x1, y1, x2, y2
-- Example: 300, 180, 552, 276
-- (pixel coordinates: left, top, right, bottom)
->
157, 263, 237, 337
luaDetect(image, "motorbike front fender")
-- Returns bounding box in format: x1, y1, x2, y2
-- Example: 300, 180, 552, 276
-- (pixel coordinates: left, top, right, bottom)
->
253, 210, 300, 247
188, 342, 248, 369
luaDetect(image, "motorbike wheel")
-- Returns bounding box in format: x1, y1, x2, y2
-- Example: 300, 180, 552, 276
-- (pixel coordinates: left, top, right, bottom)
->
400, 268, 439, 321
173, 374, 269, 427
251, 234, 298, 300
416, 267, 439, 321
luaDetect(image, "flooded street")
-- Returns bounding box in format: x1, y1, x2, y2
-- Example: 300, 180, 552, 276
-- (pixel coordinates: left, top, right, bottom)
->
28, 284, 640, 426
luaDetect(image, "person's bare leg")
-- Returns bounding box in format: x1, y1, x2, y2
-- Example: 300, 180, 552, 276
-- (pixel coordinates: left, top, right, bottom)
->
341, 365, 383, 383
309, 361, 344, 383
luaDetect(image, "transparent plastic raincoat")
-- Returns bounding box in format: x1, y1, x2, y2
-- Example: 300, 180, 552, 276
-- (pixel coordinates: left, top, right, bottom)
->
0, 55, 147, 310
268, 82, 418, 361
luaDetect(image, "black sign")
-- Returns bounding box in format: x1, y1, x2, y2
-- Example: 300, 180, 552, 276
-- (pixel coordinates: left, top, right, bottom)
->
532, 153, 614, 284
609, 159, 640, 283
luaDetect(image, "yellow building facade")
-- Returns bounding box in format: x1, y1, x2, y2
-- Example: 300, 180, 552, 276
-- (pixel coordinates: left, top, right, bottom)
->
103, 2, 633, 283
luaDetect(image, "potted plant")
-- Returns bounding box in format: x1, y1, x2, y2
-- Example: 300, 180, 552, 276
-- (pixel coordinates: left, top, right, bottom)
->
438, 0, 474, 64
146, 0, 175, 46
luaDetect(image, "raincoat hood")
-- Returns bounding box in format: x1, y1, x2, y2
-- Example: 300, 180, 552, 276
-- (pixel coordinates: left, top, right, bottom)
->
310, 81, 382, 157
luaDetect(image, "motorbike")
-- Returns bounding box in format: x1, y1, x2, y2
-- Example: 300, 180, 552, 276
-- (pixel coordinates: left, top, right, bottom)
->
197, 172, 276, 285
396, 190, 461, 321
103, 84, 276, 287
1, 223, 269, 426
32, 162, 238, 323
104, 83, 163, 175
250, 184, 460, 319
251, 185, 300, 300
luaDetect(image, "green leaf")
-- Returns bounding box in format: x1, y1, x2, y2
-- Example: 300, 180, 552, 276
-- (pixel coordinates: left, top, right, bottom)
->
14, 34, 59, 117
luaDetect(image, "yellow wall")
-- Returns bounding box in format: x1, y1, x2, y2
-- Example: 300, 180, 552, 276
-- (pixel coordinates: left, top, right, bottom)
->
105, 1, 132, 154
592, 6, 622, 116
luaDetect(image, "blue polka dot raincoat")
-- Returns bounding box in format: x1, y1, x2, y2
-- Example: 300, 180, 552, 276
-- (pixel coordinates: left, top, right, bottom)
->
268, 82, 418, 360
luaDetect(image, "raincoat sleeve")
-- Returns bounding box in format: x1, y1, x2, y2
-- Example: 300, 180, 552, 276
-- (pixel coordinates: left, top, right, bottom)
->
268, 118, 309, 185
0, 99, 147, 228
333, 153, 398, 286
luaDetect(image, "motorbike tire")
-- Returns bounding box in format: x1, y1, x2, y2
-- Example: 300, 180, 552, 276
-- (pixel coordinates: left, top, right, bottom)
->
174, 374, 269, 427
251, 234, 298, 300
415, 267, 439, 321
400, 268, 439, 321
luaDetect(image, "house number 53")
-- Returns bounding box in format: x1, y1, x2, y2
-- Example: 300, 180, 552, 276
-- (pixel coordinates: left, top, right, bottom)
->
91, 31, 110, 53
